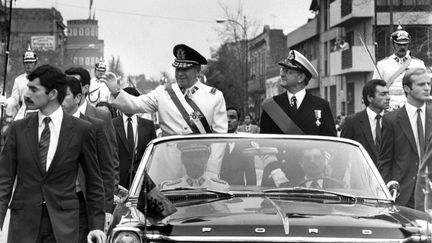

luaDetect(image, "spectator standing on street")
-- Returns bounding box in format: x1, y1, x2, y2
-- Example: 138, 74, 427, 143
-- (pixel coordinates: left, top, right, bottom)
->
373, 25, 427, 110
378, 68, 431, 209
0, 65, 106, 243
260, 50, 336, 136
237, 113, 260, 133
341, 79, 390, 165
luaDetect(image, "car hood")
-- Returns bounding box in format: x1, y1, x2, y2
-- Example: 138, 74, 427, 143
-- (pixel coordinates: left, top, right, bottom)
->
112, 196, 431, 241
153, 196, 429, 239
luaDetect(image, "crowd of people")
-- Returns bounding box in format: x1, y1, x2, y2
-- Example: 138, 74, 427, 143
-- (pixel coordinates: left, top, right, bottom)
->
0, 25, 430, 242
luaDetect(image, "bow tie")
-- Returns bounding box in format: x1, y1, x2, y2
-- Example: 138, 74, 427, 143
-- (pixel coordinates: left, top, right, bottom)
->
394, 56, 407, 64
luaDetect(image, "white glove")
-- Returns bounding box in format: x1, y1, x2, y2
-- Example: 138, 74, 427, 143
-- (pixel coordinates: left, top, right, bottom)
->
87, 229, 106, 243
99, 72, 121, 95
0, 95, 7, 106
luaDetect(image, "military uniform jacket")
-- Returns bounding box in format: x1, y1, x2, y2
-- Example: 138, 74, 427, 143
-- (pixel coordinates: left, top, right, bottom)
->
88, 77, 112, 106
161, 174, 229, 191
260, 92, 336, 136
373, 53, 426, 108
112, 81, 228, 136
6, 73, 28, 120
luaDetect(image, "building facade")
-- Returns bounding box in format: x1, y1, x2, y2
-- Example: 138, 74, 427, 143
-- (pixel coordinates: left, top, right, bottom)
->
248, 25, 286, 119
65, 19, 104, 75
274, 0, 432, 118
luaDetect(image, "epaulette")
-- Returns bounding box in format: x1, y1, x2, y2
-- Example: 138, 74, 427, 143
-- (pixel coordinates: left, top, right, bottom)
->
209, 87, 217, 95
210, 177, 228, 185
160, 179, 181, 188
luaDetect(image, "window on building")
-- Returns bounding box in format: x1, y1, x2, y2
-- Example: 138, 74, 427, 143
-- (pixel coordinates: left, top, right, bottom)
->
85, 28, 90, 36
73, 28, 77, 36
91, 57, 95, 65
91, 28, 95, 36
79, 28, 84, 36
73, 57, 78, 64
85, 57, 90, 65
79, 57, 84, 65
68, 28, 72, 36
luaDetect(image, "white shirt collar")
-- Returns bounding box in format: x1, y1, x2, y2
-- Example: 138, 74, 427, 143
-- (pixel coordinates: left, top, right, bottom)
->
78, 99, 88, 115
123, 113, 137, 124
38, 106, 63, 128
405, 102, 425, 118
287, 88, 306, 107
366, 107, 384, 120
72, 109, 81, 118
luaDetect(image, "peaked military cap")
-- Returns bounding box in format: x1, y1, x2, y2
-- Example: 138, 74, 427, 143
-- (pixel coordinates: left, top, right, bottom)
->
23, 45, 37, 63
172, 44, 208, 69
278, 50, 318, 79
391, 25, 410, 44
95, 59, 107, 72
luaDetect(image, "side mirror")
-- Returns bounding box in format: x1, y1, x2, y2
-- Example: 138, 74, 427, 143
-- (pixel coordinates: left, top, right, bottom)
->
387, 180, 400, 201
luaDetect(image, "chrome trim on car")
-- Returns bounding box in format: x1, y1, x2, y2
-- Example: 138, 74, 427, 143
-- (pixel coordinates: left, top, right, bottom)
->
266, 198, 290, 235
145, 234, 428, 242
109, 226, 142, 243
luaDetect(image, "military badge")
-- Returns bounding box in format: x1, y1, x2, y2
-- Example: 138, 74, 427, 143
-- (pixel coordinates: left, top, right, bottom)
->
314, 109, 321, 127
176, 48, 186, 60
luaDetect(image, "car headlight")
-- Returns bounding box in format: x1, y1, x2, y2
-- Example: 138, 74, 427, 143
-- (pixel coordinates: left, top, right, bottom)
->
113, 231, 141, 243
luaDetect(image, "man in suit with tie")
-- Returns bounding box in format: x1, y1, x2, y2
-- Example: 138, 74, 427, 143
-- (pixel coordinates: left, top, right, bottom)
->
378, 68, 431, 209
237, 113, 260, 133
65, 67, 120, 197
260, 50, 336, 136
0, 65, 106, 243
341, 79, 390, 165
62, 76, 115, 242
112, 87, 156, 189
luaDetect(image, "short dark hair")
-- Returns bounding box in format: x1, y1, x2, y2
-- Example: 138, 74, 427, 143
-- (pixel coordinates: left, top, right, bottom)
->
403, 68, 427, 91
362, 79, 387, 107
66, 76, 83, 98
244, 113, 253, 119
27, 64, 67, 104
65, 67, 91, 86
226, 106, 241, 120
123, 87, 140, 97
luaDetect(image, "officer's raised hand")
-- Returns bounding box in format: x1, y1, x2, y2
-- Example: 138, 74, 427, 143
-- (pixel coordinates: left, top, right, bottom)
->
99, 72, 121, 95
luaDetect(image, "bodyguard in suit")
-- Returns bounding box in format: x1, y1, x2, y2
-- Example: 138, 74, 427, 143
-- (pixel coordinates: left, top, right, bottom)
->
237, 113, 260, 133
0, 65, 106, 243
112, 87, 156, 189
62, 76, 115, 242
65, 67, 120, 197
378, 68, 431, 208
341, 79, 390, 165
260, 50, 336, 136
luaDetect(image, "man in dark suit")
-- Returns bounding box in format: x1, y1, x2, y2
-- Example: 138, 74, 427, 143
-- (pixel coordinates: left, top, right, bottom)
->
112, 87, 156, 189
220, 107, 256, 185
65, 67, 120, 196
341, 79, 390, 165
260, 50, 336, 136
0, 65, 105, 243
378, 68, 432, 209
62, 76, 115, 242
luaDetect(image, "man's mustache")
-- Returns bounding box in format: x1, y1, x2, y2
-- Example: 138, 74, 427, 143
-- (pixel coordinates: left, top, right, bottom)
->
24, 97, 34, 104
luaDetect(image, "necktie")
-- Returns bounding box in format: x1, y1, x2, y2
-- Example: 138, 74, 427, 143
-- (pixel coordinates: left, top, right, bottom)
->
39, 117, 51, 172
290, 96, 297, 113
127, 117, 134, 157
375, 114, 382, 148
310, 180, 320, 188
417, 108, 425, 158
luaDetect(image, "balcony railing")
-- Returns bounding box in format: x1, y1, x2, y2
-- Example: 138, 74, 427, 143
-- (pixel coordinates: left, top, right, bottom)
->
341, 48, 353, 69
341, 0, 352, 17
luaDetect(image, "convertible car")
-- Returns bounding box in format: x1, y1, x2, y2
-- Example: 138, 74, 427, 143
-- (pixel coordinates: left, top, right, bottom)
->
108, 134, 432, 243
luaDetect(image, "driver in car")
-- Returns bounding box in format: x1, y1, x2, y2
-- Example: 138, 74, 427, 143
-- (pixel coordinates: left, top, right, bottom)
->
161, 144, 230, 191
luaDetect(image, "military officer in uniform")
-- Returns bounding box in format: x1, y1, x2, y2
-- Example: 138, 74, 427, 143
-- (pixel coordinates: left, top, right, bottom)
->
88, 60, 112, 106
160, 144, 230, 191
101, 44, 227, 135
260, 50, 336, 136
0, 46, 38, 120
373, 25, 427, 110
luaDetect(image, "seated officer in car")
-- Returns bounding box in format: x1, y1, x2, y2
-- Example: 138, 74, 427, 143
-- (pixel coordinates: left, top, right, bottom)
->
161, 144, 230, 191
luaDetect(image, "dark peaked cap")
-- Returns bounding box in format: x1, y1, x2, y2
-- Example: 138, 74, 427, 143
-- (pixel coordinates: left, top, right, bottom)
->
172, 44, 208, 69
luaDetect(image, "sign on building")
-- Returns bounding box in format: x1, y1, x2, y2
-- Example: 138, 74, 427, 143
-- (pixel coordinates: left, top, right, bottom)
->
31, 36, 55, 51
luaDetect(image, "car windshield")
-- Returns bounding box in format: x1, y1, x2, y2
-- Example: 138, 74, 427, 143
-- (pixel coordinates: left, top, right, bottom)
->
138, 137, 388, 200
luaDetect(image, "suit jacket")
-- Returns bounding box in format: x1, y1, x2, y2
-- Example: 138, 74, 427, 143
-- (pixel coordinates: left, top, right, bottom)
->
260, 92, 336, 136
0, 113, 105, 243
237, 124, 260, 133
378, 103, 432, 207
78, 114, 115, 213
113, 116, 156, 189
341, 109, 379, 165
220, 142, 256, 185
85, 104, 120, 191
